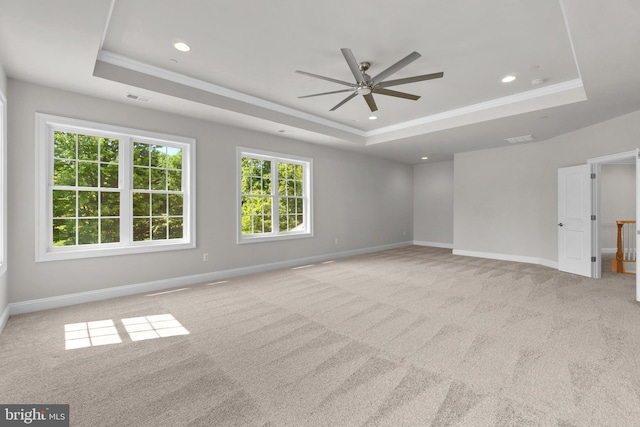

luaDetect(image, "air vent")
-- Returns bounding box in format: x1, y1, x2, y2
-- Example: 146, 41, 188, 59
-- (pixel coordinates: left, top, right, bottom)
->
125, 93, 151, 103
504, 135, 536, 143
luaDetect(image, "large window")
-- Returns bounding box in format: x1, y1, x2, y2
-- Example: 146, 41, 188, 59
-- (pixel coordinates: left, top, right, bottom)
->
237, 147, 312, 243
36, 114, 195, 261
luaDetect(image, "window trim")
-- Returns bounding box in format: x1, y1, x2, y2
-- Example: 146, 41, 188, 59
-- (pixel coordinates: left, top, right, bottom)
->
35, 113, 196, 262
236, 147, 313, 244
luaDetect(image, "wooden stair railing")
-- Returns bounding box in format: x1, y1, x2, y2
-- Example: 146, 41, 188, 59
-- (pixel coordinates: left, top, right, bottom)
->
613, 220, 636, 274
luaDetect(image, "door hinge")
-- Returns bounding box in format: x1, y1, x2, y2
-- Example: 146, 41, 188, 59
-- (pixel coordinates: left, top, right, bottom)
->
591, 256, 597, 262
590, 173, 596, 179
591, 215, 596, 220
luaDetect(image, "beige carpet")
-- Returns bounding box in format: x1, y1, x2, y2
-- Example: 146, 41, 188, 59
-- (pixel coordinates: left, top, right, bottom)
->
1, 246, 639, 426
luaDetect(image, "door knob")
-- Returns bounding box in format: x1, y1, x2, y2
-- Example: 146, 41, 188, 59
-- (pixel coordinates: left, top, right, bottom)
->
558, 223, 564, 227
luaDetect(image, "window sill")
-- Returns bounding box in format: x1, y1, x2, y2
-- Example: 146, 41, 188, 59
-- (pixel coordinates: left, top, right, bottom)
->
237, 231, 313, 244
36, 240, 196, 262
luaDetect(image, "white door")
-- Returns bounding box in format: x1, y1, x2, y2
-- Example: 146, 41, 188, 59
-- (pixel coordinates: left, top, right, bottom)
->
558, 164, 593, 277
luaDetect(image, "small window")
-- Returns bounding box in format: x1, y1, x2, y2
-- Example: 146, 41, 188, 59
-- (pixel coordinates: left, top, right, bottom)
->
36, 114, 196, 261
237, 147, 312, 243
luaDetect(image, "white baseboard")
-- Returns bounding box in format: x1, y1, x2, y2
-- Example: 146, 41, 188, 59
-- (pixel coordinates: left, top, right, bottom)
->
8, 241, 413, 317
413, 241, 453, 249
0, 304, 9, 335
452, 249, 558, 269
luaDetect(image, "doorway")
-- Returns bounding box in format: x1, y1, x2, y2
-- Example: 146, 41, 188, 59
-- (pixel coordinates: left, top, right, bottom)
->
589, 149, 639, 301
557, 149, 639, 302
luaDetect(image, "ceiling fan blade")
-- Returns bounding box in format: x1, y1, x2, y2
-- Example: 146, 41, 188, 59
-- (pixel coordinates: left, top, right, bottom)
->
363, 93, 378, 112
377, 72, 444, 88
341, 48, 365, 84
295, 70, 356, 87
373, 88, 421, 100
330, 92, 358, 111
371, 51, 422, 85
298, 89, 354, 99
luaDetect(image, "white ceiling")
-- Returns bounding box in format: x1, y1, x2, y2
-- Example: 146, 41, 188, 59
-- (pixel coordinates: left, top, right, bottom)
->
1, 0, 639, 164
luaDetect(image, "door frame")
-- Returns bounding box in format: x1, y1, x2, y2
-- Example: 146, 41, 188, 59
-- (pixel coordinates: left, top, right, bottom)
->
587, 149, 639, 300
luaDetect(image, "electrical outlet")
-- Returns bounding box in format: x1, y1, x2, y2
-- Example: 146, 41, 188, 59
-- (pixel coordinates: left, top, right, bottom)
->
203, 253, 209, 262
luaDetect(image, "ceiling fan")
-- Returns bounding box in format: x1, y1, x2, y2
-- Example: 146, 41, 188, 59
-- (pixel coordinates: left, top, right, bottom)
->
296, 48, 443, 112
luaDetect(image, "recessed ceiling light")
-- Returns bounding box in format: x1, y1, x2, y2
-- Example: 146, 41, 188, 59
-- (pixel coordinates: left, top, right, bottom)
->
501, 75, 516, 83
368, 115, 377, 120
421, 156, 429, 160
173, 42, 191, 52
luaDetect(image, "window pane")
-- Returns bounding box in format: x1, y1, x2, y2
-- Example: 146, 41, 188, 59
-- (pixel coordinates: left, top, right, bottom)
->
264, 197, 272, 216
133, 218, 150, 241
101, 192, 120, 216
251, 197, 264, 215
78, 191, 98, 217
241, 216, 252, 234
251, 177, 262, 194
101, 218, 119, 243
295, 165, 303, 180
279, 214, 287, 232
287, 198, 296, 214
264, 215, 272, 233
78, 134, 98, 161
277, 162, 287, 179
152, 217, 167, 240
53, 190, 76, 217
150, 145, 166, 167
54, 131, 76, 159
100, 138, 118, 163
133, 142, 149, 166
297, 215, 304, 230
287, 180, 295, 196
168, 194, 183, 216
253, 216, 263, 234
296, 198, 304, 214
152, 193, 167, 216
133, 167, 149, 189
288, 215, 297, 230
78, 219, 99, 245
295, 180, 303, 196
53, 219, 76, 246
168, 217, 183, 239
167, 147, 182, 169
78, 161, 99, 187
150, 168, 166, 190
132, 192, 150, 216
167, 170, 182, 191
100, 163, 118, 188
54, 159, 76, 186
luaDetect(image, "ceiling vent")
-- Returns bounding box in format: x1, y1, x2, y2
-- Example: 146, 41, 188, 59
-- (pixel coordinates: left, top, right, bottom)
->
125, 93, 151, 103
504, 134, 536, 143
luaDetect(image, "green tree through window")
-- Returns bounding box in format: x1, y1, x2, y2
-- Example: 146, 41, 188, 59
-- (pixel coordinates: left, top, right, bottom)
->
239, 149, 311, 241
52, 131, 120, 246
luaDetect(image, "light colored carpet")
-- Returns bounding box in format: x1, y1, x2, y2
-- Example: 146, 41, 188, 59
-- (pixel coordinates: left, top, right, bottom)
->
1, 246, 639, 426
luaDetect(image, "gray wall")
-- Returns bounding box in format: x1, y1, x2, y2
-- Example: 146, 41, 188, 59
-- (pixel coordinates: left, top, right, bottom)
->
454, 109, 640, 264
600, 164, 635, 250
413, 161, 453, 246
7, 79, 413, 303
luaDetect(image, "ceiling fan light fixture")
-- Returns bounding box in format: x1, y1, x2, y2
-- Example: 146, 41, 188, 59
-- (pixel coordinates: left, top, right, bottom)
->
369, 115, 377, 120
358, 87, 372, 95
501, 75, 517, 83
